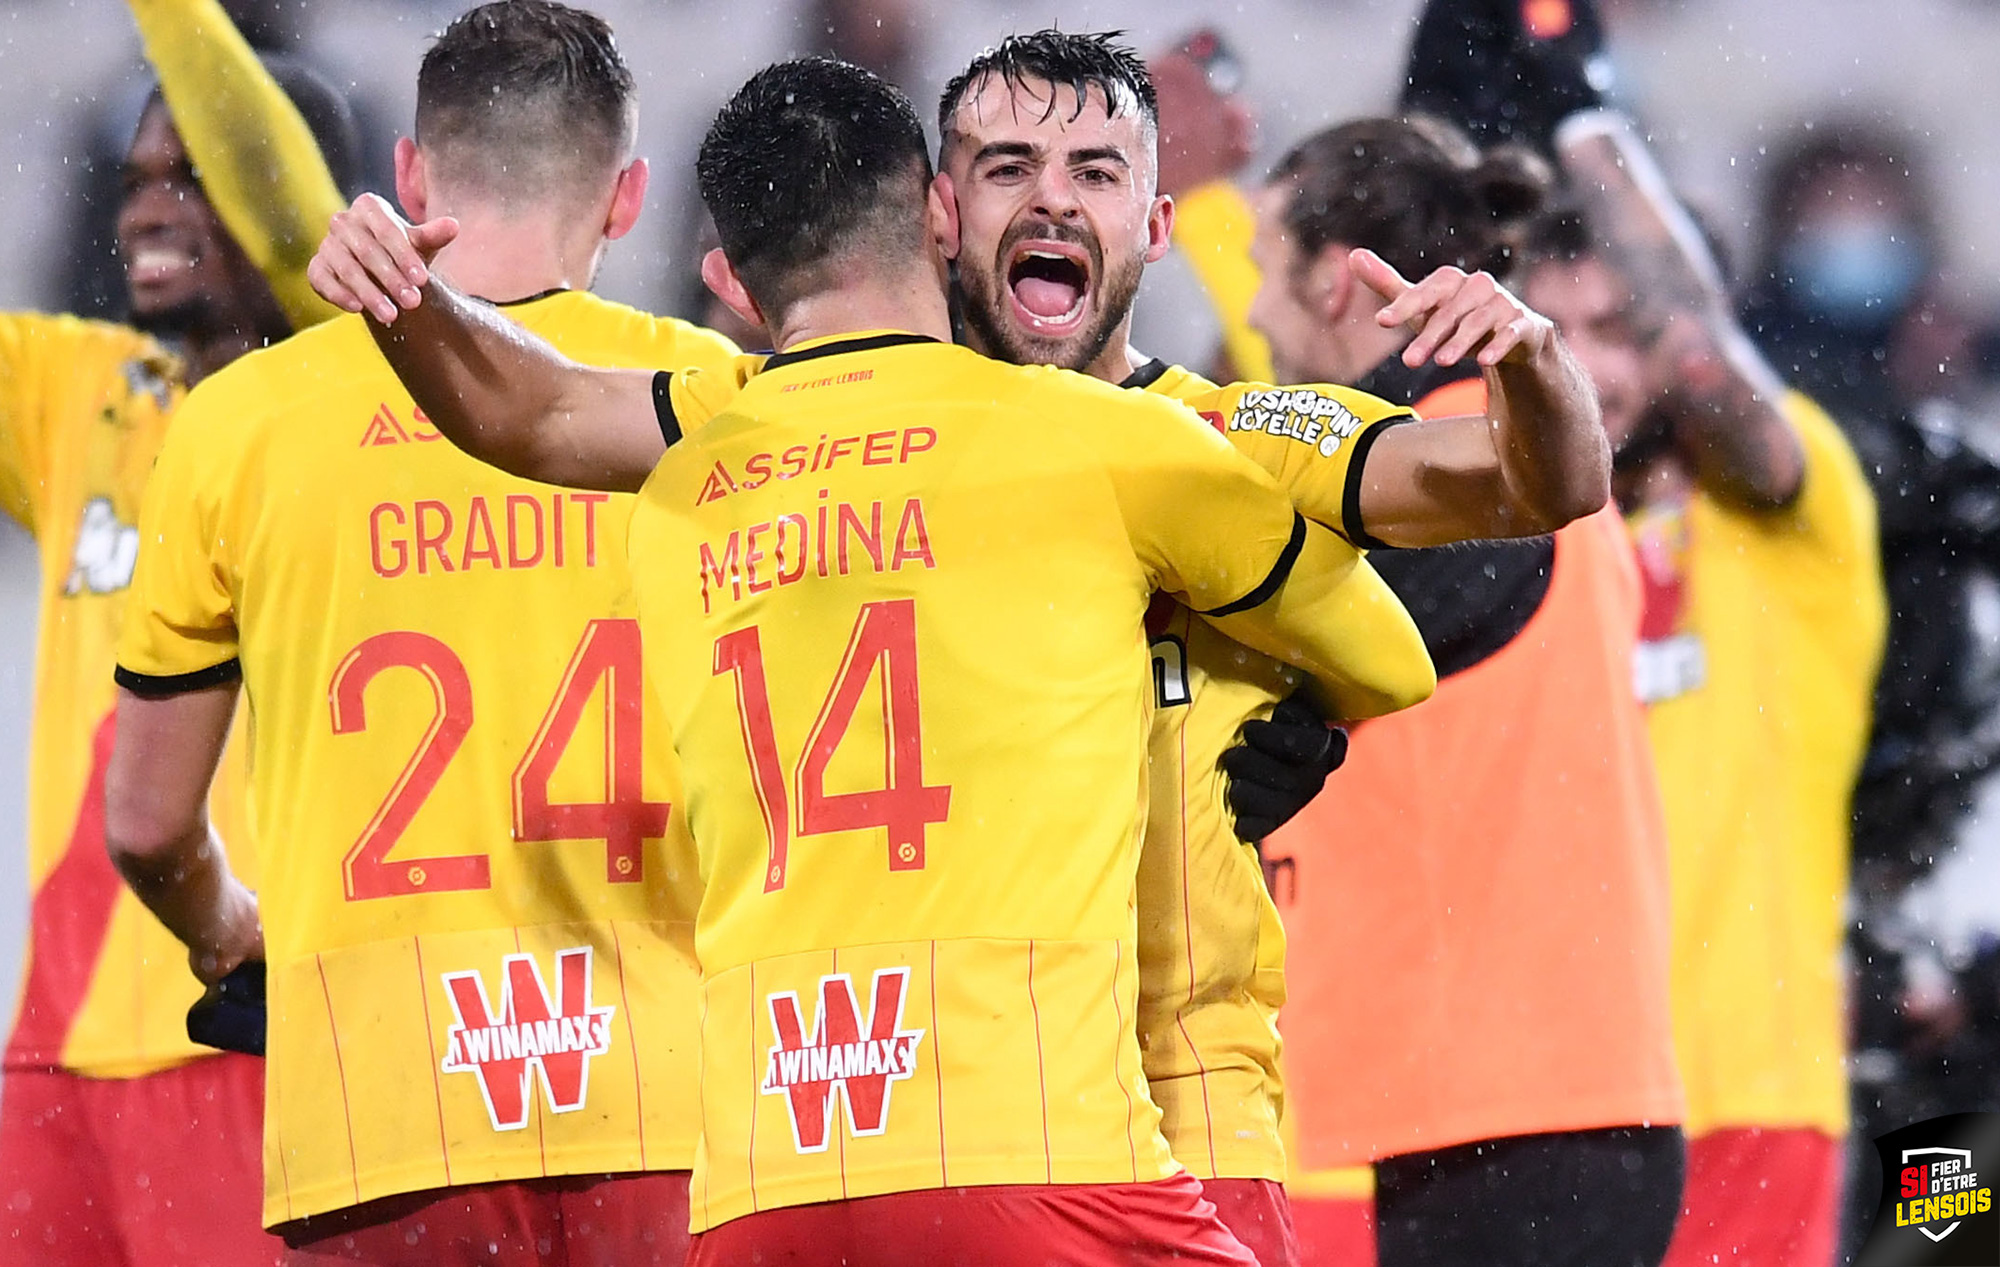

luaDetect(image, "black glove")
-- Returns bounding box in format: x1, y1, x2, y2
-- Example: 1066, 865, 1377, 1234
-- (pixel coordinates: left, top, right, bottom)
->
187, 960, 266, 1057
1400, 0, 1612, 154
1221, 692, 1349, 843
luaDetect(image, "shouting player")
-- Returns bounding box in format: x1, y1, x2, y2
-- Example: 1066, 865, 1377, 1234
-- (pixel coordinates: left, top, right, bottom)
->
0, 1, 351, 1261
105, 4, 737, 1264
308, 55, 1441, 1264
932, 30, 1608, 1263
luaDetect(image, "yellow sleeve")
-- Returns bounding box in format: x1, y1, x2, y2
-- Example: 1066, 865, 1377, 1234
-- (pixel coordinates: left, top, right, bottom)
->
1171, 181, 1275, 384
116, 380, 242, 684
1771, 391, 1887, 664
1208, 381, 1416, 546
667, 352, 767, 438
0, 312, 66, 531
1203, 521, 1436, 720
1084, 384, 1435, 718
128, 0, 346, 332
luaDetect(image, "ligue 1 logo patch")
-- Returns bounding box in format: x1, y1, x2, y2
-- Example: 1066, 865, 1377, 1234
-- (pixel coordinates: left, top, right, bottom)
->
1857, 1113, 2000, 1266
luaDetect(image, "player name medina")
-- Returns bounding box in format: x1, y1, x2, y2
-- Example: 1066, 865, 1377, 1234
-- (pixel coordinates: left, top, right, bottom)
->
1227, 387, 1370, 459
700, 492, 935, 613
368, 491, 613, 580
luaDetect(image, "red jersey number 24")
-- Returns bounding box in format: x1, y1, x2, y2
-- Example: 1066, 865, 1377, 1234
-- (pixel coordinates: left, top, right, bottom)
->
713, 597, 951, 892
328, 618, 670, 900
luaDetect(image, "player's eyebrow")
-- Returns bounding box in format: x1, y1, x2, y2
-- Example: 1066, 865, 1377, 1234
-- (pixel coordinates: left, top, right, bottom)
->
1066, 146, 1131, 170
971, 140, 1040, 165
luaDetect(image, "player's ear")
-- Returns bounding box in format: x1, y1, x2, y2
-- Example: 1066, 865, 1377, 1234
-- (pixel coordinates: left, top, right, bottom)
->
1145, 193, 1175, 265
700, 248, 766, 331
1311, 242, 1354, 321
393, 137, 428, 224
928, 173, 962, 261
603, 158, 650, 242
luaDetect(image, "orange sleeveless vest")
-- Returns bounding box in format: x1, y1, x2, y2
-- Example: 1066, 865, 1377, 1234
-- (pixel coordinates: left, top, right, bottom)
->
1268, 391, 1683, 1166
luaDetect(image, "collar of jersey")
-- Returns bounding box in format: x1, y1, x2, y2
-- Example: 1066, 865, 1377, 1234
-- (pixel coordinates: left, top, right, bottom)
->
760, 330, 940, 373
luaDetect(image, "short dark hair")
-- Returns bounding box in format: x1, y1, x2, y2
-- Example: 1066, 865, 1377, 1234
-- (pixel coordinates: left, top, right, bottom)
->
416, 0, 635, 194
1270, 116, 1550, 282
698, 57, 932, 318
937, 29, 1157, 151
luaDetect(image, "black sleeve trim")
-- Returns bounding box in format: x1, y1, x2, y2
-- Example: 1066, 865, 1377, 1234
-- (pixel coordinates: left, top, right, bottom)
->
652, 371, 682, 447
1200, 513, 1307, 617
115, 659, 242, 699
1341, 414, 1417, 551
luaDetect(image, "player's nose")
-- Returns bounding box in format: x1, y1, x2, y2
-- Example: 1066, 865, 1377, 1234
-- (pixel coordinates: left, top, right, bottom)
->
1029, 167, 1084, 220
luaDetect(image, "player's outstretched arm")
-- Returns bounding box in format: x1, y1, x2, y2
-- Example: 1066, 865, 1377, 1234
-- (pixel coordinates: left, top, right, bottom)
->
128, 0, 347, 331
104, 684, 261, 986
1203, 520, 1438, 720
309, 195, 664, 492
1347, 249, 1611, 547
1556, 109, 1804, 509
1108, 392, 1436, 718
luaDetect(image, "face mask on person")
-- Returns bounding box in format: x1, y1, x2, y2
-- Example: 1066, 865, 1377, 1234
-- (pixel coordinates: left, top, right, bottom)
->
1780, 217, 1927, 327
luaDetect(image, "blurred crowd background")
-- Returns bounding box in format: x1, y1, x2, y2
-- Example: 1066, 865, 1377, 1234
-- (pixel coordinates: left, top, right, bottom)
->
3, 0, 2000, 1255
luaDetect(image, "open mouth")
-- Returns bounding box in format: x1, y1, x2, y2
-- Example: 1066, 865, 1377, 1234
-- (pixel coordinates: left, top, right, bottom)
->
126, 244, 197, 288
1006, 241, 1092, 335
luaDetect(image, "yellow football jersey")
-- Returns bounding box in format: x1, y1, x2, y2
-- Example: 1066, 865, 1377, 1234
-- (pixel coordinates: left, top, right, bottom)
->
636, 333, 1432, 1231
2, 0, 342, 1081
1128, 362, 1414, 1180
0, 313, 260, 1078
116, 292, 738, 1226
1632, 393, 1885, 1135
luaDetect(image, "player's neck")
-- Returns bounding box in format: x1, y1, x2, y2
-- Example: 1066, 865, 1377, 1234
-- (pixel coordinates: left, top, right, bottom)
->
427, 209, 600, 305
769, 272, 954, 352
178, 330, 268, 389
1081, 321, 1143, 386
1335, 319, 1410, 387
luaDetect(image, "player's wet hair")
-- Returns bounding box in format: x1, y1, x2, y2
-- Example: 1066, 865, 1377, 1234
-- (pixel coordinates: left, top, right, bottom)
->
698, 57, 933, 319
1520, 199, 1594, 268
416, 0, 636, 197
1269, 115, 1550, 283
936, 29, 1157, 159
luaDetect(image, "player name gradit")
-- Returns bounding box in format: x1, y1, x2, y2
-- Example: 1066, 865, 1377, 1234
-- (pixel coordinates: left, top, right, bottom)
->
368, 491, 613, 579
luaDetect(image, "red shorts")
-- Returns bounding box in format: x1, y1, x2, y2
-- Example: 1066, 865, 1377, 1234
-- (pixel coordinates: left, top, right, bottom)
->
1203, 1178, 1301, 1267
275, 1170, 689, 1267
1288, 1195, 1375, 1267
1661, 1127, 1842, 1267
686, 1172, 1258, 1265
0, 1053, 280, 1267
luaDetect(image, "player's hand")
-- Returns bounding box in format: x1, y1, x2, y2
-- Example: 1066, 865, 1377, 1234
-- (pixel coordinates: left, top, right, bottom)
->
1221, 692, 1349, 843
1399, 0, 1611, 153
1148, 29, 1255, 197
188, 884, 263, 987
308, 193, 460, 325
186, 960, 267, 1057
1354, 247, 1556, 370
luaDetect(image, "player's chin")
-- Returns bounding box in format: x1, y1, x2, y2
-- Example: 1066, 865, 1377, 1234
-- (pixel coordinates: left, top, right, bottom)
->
127, 288, 211, 337
1000, 305, 1103, 372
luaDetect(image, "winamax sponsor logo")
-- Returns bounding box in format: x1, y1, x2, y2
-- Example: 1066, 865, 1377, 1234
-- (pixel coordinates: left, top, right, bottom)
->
761, 967, 924, 1154
439, 946, 614, 1133
1859, 1113, 2000, 1267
